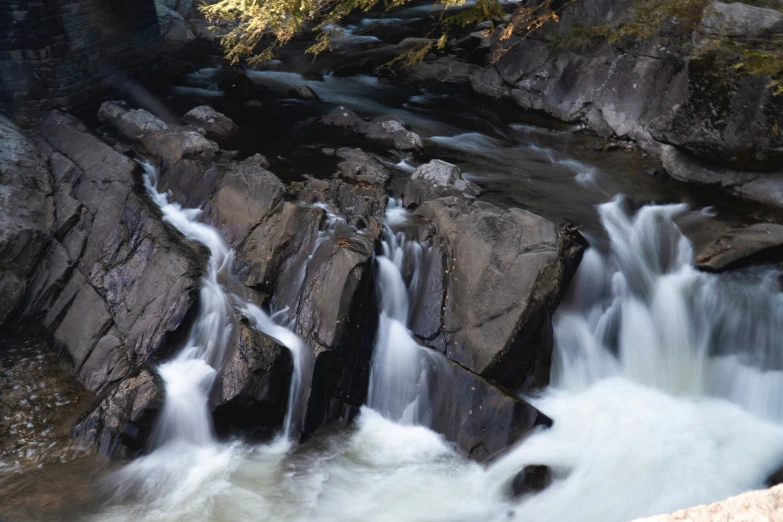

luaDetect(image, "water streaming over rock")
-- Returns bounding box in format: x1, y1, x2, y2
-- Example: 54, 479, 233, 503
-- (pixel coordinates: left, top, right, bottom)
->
367, 199, 453, 426
139, 162, 309, 444
88, 191, 783, 522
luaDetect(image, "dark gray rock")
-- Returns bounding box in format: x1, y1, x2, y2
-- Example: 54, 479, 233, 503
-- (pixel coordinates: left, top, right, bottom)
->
24, 110, 206, 456
509, 465, 553, 498
695, 223, 783, 271
432, 354, 553, 462
661, 145, 783, 208
415, 197, 569, 388
235, 202, 323, 292
211, 320, 293, 432
183, 106, 238, 139
297, 177, 387, 235
204, 155, 285, 246
402, 159, 481, 206
73, 368, 163, 458
701, 2, 783, 37
0, 116, 55, 327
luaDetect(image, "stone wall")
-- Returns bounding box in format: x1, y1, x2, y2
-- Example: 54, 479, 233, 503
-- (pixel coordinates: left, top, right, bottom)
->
0, 0, 162, 115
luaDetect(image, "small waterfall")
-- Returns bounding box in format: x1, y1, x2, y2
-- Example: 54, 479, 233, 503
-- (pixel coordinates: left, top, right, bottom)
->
140, 162, 308, 443
367, 199, 451, 426
484, 196, 783, 522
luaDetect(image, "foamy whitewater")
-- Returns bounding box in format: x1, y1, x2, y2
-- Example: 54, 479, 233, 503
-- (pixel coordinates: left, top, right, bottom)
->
91, 178, 783, 521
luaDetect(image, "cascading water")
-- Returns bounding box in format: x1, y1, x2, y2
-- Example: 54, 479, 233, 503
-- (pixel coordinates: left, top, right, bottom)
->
87, 191, 783, 522
367, 199, 452, 426
483, 197, 783, 521
138, 163, 309, 445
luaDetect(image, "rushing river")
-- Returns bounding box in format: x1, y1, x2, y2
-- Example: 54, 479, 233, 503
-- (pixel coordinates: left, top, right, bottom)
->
6, 24, 783, 521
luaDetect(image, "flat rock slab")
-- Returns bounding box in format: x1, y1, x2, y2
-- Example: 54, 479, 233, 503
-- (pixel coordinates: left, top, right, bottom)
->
695, 223, 783, 271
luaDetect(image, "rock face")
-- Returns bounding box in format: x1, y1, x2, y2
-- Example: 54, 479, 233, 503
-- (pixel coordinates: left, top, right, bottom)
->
414, 197, 570, 388
701, 2, 783, 37
633, 484, 783, 522
183, 106, 238, 139
402, 159, 481, 206
16, 110, 207, 458
322, 107, 423, 150
0, 116, 54, 327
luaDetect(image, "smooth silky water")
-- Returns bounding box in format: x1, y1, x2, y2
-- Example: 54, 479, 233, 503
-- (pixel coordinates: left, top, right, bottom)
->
82, 184, 783, 521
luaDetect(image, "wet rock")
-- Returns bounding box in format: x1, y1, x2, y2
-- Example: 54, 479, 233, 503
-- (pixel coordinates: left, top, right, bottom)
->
402, 159, 481, 206
321, 107, 423, 151
701, 2, 783, 38
432, 354, 553, 461
0, 116, 55, 327
183, 105, 238, 139
292, 229, 379, 437
211, 321, 293, 433
73, 368, 163, 458
298, 177, 386, 235
415, 197, 569, 388
204, 155, 285, 246
695, 223, 783, 271
509, 465, 553, 498
97, 100, 168, 140
288, 85, 320, 101
335, 147, 391, 186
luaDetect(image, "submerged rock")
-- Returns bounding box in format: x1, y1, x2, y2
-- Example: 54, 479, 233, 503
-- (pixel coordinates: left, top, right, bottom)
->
183, 105, 238, 139
509, 465, 553, 498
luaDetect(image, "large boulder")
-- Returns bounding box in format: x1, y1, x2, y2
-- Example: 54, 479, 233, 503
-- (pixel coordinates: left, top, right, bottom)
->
183, 105, 238, 140
73, 368, 163, 458
0, 116, 54, 328
25, 111, 206, 457
334, 148, 391, 186
414, 197, 573, 388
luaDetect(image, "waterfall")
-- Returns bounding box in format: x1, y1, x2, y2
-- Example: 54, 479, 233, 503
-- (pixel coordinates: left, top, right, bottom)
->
139, 162, 308, 443
484, 196, 783, 522
367, 199, 452, 426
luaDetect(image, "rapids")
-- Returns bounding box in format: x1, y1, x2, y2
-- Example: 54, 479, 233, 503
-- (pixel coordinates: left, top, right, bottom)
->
87, 189, 783, 522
